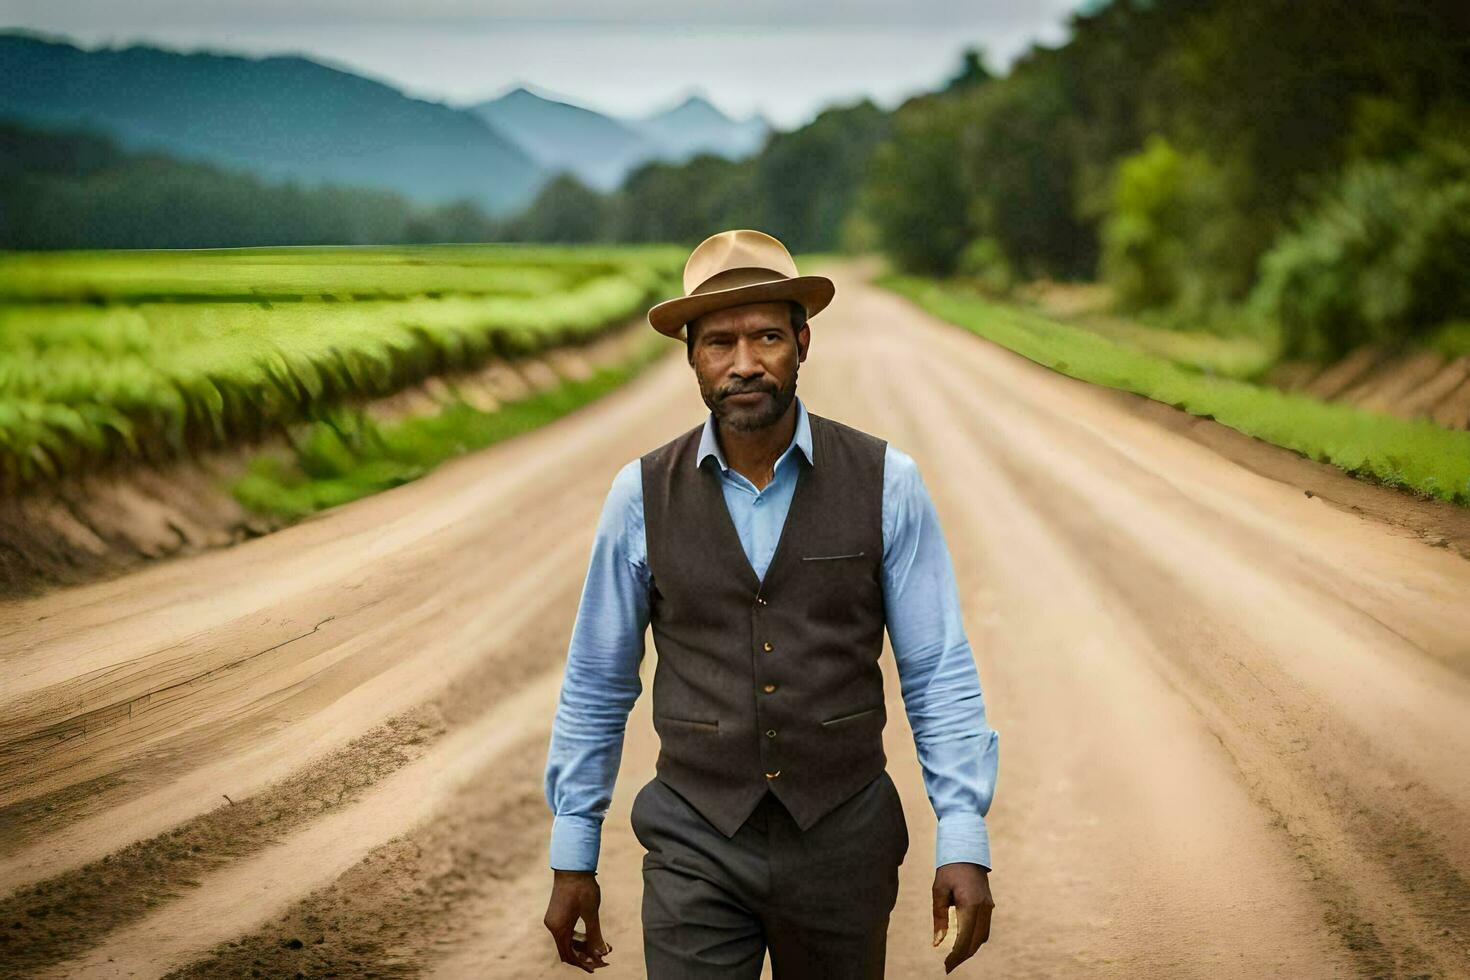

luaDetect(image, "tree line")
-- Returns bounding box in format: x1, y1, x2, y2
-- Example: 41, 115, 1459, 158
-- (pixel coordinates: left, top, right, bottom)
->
516, 0, 1470, 358
0, 120, 503, 249
4, 0, 1467, 358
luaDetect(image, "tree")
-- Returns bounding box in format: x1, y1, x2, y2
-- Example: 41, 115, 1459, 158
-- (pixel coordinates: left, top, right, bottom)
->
753, 99, 891, 252
504, 174, 608, 243
944, 47, 995, 92
861, 93, 975, 274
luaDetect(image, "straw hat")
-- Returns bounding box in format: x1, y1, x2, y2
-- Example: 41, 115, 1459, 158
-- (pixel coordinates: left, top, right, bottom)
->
647, 229, 835, 340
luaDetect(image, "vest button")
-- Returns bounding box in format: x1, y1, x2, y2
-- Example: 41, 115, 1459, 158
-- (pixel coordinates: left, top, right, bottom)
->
756, 597, 767, 605
766, 729, 777, 738
762, 683, 777, 694
765, 769, 781, 779
762, 641, 773, 652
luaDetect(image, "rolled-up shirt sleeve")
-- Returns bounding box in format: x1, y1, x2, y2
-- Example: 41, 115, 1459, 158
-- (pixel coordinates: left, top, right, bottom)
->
543, 458, 650, 872
882, 444, 999, 871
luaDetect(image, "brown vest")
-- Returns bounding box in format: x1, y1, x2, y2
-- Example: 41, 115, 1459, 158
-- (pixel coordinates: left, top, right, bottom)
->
640, 410, 889, 838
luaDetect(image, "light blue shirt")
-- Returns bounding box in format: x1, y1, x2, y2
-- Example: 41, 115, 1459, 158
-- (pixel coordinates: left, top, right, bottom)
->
543, 395, 998, 872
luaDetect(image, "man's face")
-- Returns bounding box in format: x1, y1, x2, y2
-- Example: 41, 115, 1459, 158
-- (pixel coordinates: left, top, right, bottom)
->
688, 300, 809, 434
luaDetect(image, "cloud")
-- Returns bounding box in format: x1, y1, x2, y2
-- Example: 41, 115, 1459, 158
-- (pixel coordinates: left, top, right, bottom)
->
3, 0, 1077, 30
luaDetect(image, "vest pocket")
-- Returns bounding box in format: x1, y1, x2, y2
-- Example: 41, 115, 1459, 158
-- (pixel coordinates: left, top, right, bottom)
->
655, 714, 720, 730
801, 550, 866, 561
820, 704, 882, 727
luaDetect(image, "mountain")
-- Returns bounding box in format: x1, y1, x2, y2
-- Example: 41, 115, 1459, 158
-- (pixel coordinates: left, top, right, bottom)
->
0, 31, 546, 216
467, 86, 652, 192
630, 94, 771, 165
466, 86, 771, 192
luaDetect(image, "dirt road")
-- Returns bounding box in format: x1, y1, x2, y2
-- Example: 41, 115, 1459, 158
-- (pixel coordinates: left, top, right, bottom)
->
3, 261, 1468, 979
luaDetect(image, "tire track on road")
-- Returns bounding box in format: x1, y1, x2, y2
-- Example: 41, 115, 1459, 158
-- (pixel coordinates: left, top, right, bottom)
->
6, 262, 1469, 978
900, 282, 1470, 976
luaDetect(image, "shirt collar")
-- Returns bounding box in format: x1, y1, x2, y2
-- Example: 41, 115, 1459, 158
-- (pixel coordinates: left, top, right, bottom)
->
696, 395, 814, 472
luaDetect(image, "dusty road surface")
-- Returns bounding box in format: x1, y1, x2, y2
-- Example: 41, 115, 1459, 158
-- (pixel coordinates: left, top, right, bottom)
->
3, 260, 1468, 979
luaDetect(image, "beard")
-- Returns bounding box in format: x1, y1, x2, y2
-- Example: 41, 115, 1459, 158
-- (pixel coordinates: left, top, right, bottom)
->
699, 366, 799, 434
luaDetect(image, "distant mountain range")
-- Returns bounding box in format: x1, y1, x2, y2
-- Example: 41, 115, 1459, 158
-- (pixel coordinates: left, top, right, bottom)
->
467, 86, 770, 191
627, 92, 770, 167
0, 31, 772, 215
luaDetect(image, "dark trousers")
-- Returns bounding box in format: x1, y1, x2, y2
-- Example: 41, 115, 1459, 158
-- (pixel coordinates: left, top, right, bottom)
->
630, 770, 910, 979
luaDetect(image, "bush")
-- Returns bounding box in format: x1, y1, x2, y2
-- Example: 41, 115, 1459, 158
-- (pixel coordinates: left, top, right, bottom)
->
956, 237, 1016, 295
1252, 148, 1470, 359
1099, 136, 1254, 315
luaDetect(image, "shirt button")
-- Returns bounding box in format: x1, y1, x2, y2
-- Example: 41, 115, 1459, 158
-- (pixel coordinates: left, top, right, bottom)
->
763, 683, 777, 694
762, 641, 773, 652
766, 729, 777, 738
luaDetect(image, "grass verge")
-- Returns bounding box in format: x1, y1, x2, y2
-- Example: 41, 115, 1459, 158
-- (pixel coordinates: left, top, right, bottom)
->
879, 274, 1470, 506
1065, 311, 1278, 380
230, 332, 671, 519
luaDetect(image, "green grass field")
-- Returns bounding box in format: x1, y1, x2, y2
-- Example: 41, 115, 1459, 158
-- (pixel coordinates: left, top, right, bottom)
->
0, 244, 683, 491
1062, 311, 1278, 380
879, 274, 1470, 506
230, 249, 837, 519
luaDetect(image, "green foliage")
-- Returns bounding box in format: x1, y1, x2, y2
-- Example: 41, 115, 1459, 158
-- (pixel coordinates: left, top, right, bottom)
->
751, 100, 892, 253
0, 120, 506, 249
609, 154, 763, 245
861, 94, 975, 275
943, 47, 995, 92
503, 173, 615, 244
1430, 321, 1470, 360
866, 49, 1092, 279
570, 99, 891, 255
12, 0, 1470, 361
0, 244, 684, 491
1101, 137, 1197, 309
1100, 135, 1254, 313
1346, 95, 1427, 164
836, 210, 881, 256
1252, 148, 1470, 358
856, 0, 1470, 349
880, 274, 1470, 505
1068, 311, 1277, 380
232, 332, 670, 519
956, 59, 1095, 280
956, 238, 1016, 296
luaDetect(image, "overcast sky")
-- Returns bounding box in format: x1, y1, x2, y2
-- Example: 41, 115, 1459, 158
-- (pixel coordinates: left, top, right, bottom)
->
2, 1, 1080, 128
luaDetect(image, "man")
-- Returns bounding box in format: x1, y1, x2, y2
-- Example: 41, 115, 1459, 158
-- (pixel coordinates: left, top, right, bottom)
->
542, 229, 998, 978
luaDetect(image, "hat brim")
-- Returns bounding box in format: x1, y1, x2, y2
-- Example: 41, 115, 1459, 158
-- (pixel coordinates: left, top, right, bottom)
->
647, 275, 835, 340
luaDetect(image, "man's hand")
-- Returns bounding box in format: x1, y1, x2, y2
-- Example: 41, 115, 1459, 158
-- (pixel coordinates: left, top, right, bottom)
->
931, 862, 994, 974
544, 869, 611, 972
